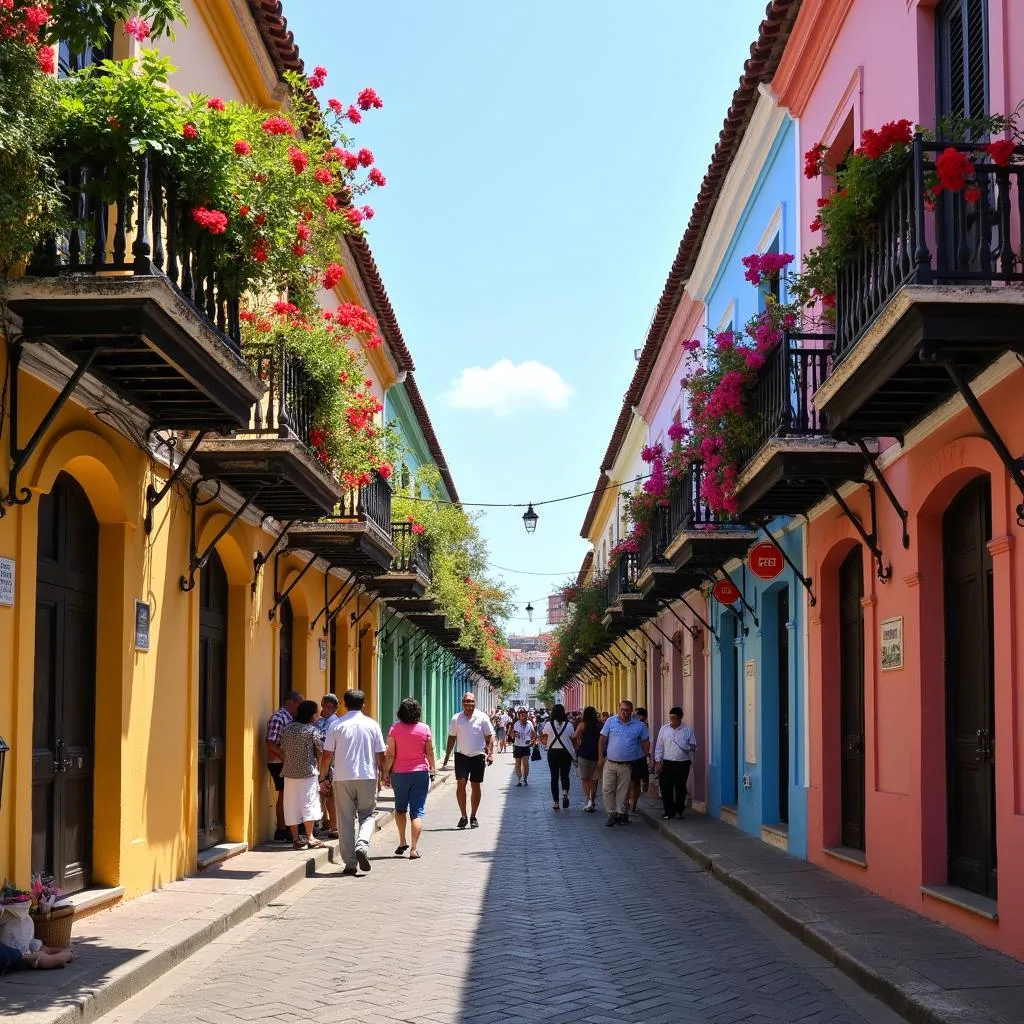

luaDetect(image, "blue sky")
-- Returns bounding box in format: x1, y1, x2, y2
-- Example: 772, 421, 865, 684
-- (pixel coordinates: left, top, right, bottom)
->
287, 1, 768, 635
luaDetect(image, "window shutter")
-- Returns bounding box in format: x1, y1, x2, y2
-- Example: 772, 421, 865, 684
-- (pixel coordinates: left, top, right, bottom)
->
936, 0, 988, 124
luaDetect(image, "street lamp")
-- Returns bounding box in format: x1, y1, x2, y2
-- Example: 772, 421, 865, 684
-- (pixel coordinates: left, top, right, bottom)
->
0, 736, 8, 809
525, 602, 534, 622
522, 504, 539, 534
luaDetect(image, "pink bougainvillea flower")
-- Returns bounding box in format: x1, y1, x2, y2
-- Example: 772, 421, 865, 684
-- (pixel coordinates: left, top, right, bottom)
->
324, 194, 339, 212
262, 115, 295, 136
378, 463, 393, 480
234, 139, 251, 156
314, 167, 334, 185
327, 98, 344, 114
206, 97, 226, 111
346, 105, 362, 124
357, 87, 383, 110
356, 147, 374, 167
288, 146, 309, 174
344, 207, 364, 226
123, 16, 150, 42
322, 263, 345, 289
182, 123, 199, 140
296, 222, 312, 242
191, 207, 228, 234
360, 205, 375, 220
368, 167, 386, 187
308, 65, 328, 89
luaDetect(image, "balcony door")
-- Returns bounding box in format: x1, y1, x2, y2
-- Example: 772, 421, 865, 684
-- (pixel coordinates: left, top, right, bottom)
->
839, 547, 866, 851
198, 551, 228, 852
777, 586, 790, 825
278, 597, 293, 705
32, 472, 97, 894
936, 0, 987, 126
943, 477, 996, 899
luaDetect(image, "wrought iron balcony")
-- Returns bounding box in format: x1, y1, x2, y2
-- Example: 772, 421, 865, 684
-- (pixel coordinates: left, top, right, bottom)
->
371, 521, 433, 601
243, 340, 316, 446
818, 137, 1024, 440
605, 551, 640, 609
667, 463, 716, 535
730, 332, 864, 518
7, 154, 261, 431
337, 470, 393, 540
638, 504, 672, 574
390, 521, 432, 580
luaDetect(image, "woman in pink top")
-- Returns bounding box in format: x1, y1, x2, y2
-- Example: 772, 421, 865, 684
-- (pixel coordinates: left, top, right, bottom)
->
382, 697, 436, 859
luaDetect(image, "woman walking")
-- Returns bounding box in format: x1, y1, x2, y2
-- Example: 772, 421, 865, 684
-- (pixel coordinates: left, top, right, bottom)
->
383, 697, 436, 859
541, 704, 576, 810
280, 700, 327, 849
573, 706, 601, 812
511, 707, 537, 786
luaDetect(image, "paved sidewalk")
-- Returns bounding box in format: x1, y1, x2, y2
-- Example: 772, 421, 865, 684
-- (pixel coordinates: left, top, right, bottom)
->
635, 798, 1024, 1024
1, 772, 453, 1024
97, 755, 902, 1024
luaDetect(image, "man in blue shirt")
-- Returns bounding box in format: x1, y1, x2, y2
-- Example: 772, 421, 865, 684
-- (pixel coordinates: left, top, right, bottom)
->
598, 699, 651, 826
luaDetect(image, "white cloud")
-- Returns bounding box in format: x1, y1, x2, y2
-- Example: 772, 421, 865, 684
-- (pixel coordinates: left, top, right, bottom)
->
442, 359, 574, 417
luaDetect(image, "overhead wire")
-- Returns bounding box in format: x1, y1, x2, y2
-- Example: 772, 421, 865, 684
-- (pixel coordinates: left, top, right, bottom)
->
398, 472, 650, 508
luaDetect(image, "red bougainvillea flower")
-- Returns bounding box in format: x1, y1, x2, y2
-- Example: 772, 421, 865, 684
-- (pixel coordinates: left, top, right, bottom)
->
254, 213, 267, 226
324, 194, 339, 212
322, 263, 345, 289
206, 97, 226, 111
327, 98, 343, 114
309, 427, 325, 448
935, 147, 974, 192
357, 147, 374, 167
411, 523, 425, 535
357, 87, 383, 110
368, 167, 386, 187
191, 207, 228, 234
378, 463, 393, 480
273, 301, 300, 316
123, 16, 150, 42
857, 119, 913, 159
250, 237, 269, 263
342, 151, 359, 171
296, 222, 312, 242
182, 123, 199, 140
308, 65, 328, 89
234, 139, 251, 156
238, 204, 251, 217
239, 310, 257, 323
314, 167, 334, 185
262, 115, 294, 136
344, 207, 364, 226
803, 142, 827, 179
965, 186, 982, 204
984, 139, 1016, 167
346, 105, 362, 124
291, 243, 306, 256
38, 46, 55, 74
287, 146, 309, 174
107, 115, 121, 129
360, 205, 375, 220
809, 214, 823, 233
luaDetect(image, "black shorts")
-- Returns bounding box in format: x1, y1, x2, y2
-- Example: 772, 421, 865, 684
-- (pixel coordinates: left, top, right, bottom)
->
631, 757, 650, 782
512, 745, 531, 759
454, 752, 487, 783
267, 763, 285, 792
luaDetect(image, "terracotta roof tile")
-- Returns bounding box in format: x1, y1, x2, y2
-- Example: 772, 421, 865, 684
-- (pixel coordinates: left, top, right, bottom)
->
597, 0, 801, 474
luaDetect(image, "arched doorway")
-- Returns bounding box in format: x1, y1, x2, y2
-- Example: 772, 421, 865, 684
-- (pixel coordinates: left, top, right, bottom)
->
838, 547, 865, 851
32, 472, 98, 893
198, 550, 228, 851
943, 476, 996, 898
278, 597, 294, 705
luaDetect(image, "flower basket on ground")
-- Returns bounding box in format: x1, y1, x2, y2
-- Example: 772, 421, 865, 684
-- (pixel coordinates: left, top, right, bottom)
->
32, 904, 74, 949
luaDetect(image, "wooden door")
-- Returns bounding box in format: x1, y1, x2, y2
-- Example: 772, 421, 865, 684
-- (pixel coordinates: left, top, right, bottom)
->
778, 586, 790, 825
943, 477, 996, 898
279, 597, 293, 705
198, 551, 228, 851
839, 547, 866, 851
32, 472, 98, 893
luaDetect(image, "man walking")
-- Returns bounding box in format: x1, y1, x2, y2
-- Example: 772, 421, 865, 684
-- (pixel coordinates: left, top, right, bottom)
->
510, 707, 537, 786
442, 693, 494, 829
266, 690, 303, 841
597, 699, 650, 827
319, 689, 385, 875
654, 705, 698, 819
314, 693, 340, 838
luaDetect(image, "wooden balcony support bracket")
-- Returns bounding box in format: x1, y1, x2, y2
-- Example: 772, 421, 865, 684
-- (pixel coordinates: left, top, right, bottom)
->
181, 478, 270, 593
677, 594, 718, 642
144, 430, 209, 534
658, 599, 699, 641
852, 438, 909, 550
932, 354, 1024, 528
351, 592, 380, 626
1, 342, 99, 516
718, 564, 759, 628
268, 548, 318, 620
758, 522, 817, 607
252, 520, 296, 598
824, 480, 892, 582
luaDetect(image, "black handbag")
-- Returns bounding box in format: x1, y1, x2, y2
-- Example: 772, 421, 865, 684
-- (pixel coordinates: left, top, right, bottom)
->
531, 744, 542, 762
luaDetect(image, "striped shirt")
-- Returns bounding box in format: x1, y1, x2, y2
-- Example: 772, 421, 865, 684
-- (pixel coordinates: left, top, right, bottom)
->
266, 706, 293, 763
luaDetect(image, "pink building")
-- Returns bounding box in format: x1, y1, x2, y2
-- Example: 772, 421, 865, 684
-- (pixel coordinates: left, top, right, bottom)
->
775, 0, 1024, 957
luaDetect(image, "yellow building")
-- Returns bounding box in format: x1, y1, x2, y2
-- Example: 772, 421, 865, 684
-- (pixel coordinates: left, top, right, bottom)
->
0, 0, 458, 909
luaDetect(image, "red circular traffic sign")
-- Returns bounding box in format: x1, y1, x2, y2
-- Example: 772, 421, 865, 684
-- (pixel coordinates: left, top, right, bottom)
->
747, 541, 785, 581
712, 578, 741, 605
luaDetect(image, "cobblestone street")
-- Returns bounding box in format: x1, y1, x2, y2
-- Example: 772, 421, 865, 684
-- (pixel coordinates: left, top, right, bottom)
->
98, 758, 904, 1024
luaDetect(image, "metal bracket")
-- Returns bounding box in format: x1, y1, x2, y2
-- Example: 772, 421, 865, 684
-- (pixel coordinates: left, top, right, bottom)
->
937, 355, 1024, 528
718, 565, 759, 628
1, 343, 99, 515
144, 430, 207, 534
268, 549, 318, 620
375, 607, 398, 639
677, 594, 718, 642
640, 617, 679, 651
328, 582, 364, 629
180, 479, 266, 592
312, 575, 356, 634
611, 639, 637, 668
853, 438, 909, 549
351, 592, 380, 626
758, 522, 817, 607
619, 632, 648, 661
701, 570, 746, 635
658, 599, 698, 641
408, 630, 434, 660
253, 520, 296, 597
824, 480, 891, 582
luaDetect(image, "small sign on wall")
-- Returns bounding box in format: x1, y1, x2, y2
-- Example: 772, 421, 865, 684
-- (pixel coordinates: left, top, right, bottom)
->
744, 659, 757, 764
881, 616, 904, 671
134, 600, 151, 652
683, 653, 692, 678
0, 557, 14, 607
319, 638, 328, 672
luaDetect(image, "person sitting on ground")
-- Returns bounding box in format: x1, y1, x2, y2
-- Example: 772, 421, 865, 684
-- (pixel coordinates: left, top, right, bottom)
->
0, 942, 76, 973
280, 699, 327, 849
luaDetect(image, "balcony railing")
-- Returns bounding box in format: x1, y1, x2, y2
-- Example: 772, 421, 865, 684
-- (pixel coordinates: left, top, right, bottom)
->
668, 463, 718, 535
737, 331, 833, 467
336, 470, 392, 537
390, 521, 432, 580
638, 503, 671, 573
835, 137, 1024, 361
28, 154, 242, 353
606, 551, 639, 609
242, 340, 315, 447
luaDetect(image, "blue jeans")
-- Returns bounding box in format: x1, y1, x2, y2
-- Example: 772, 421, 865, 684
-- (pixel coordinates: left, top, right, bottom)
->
391, 770, 430, 819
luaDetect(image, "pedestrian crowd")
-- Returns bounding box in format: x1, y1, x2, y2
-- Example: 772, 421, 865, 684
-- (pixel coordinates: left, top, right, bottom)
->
261, 690, 698, 878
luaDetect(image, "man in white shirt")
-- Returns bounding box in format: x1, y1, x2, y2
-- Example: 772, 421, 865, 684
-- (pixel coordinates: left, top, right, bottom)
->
318, 689, 386, 874
495, 708, 512, 753
654, 705, 698, 820
510, 707, 537, 787
442, 693, 495, 829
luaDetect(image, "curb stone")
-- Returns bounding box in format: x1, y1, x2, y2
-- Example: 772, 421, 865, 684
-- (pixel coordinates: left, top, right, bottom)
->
20, 770, 454, 1024
638, 805, 1001, 1024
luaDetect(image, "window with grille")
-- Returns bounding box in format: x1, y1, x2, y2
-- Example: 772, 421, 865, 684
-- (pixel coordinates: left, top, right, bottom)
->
936, 0, 988, 126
